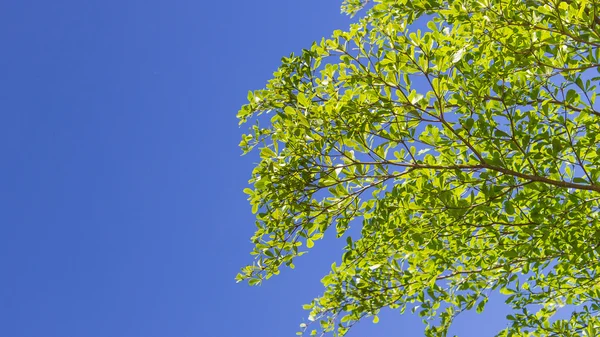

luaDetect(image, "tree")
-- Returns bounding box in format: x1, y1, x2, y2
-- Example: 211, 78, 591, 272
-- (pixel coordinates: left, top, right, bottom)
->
237, 0, 600, 335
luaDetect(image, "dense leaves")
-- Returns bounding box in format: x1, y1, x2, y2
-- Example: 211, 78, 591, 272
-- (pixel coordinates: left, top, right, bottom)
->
238, 0, 600, 336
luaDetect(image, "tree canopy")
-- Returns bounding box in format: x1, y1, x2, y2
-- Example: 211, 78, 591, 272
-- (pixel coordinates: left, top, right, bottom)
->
237, 0, 600, 336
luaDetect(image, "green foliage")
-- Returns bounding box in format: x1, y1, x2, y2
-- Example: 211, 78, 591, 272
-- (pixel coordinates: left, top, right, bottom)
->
238, 0, 600, 335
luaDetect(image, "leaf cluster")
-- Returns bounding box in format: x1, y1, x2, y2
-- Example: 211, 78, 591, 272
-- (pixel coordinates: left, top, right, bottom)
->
238, 0, 600, 336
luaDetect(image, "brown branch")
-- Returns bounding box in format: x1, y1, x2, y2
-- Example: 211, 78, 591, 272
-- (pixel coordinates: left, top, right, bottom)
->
482, 162, 600, 192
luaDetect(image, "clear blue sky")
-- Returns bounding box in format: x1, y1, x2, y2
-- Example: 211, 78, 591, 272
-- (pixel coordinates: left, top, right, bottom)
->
0, 1, 514, 336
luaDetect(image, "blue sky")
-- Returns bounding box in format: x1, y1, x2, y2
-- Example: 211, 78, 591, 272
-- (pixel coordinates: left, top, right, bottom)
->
0, 1, 514, 336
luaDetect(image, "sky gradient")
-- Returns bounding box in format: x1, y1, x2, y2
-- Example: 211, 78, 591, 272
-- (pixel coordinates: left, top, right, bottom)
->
1, 1, 515, 336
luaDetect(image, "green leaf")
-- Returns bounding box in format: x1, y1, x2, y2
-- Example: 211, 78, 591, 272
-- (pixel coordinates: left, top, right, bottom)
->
505, 200, 515, 215
476, 298, 488, 314
298, 93, 309, 107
